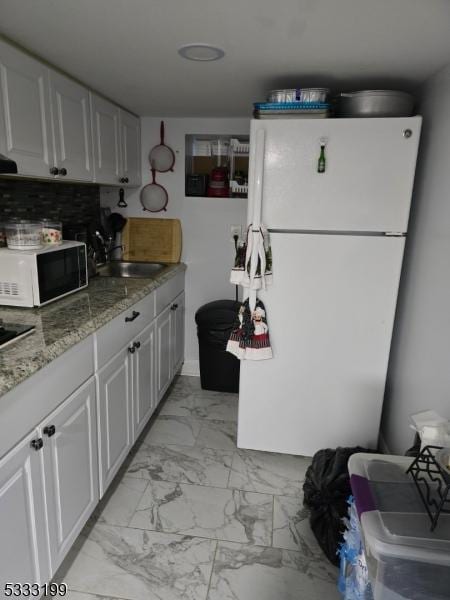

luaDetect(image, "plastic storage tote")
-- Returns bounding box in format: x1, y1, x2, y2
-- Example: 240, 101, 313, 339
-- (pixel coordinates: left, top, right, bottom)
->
348, 453, 450, 600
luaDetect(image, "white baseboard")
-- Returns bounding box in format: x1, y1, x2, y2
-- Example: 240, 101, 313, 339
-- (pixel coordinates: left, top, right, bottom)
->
180, 360, 200, 377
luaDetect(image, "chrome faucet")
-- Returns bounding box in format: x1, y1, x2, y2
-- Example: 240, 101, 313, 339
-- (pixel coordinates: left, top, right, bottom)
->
92, 230, 124, 265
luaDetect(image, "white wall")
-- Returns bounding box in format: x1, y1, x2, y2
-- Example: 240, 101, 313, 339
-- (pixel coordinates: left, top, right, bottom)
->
101, 117, 249, 374
381, 64, 450, 454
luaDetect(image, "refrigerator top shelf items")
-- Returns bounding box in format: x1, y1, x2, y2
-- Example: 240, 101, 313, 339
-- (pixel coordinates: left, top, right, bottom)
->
254, 101, 331, 120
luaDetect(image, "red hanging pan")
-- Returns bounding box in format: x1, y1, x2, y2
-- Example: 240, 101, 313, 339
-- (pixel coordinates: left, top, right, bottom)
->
149, 121, 175, 172
140, 166, 168, 212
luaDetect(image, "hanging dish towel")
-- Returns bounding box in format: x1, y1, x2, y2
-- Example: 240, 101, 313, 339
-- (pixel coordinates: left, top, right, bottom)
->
227, 128, 273, 361
226, 298, 272, 360
230, 225, 273, 290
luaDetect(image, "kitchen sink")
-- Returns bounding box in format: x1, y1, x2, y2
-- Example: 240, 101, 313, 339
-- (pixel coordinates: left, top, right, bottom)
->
98, 261, 169, 278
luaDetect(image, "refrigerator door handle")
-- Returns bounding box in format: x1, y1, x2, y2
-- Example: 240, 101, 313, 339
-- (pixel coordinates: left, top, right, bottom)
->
248, 128, 266, 311
251, 129, 265, 228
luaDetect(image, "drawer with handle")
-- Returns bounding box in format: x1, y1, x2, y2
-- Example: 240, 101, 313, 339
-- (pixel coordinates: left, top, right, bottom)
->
155, 271, 185, 314
94, 292, 155, 369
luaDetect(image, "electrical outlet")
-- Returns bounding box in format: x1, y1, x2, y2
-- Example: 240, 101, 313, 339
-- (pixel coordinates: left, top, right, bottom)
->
230, 225, 242, 242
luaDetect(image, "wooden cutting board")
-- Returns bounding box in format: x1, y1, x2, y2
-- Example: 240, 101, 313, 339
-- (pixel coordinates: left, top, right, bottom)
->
122, 218, 182, 263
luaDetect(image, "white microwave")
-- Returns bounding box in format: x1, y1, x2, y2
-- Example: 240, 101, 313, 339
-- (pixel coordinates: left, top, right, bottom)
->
0, 241, 88, 307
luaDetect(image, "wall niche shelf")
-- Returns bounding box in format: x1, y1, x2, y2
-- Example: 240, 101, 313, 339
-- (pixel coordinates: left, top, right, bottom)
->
185, 134, 249, 198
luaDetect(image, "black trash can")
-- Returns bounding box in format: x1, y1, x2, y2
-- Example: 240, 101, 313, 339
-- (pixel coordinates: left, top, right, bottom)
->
195, 300, 241, 393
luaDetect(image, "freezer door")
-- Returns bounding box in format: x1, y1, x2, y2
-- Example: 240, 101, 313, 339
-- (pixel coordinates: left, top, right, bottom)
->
238, 232, 405, 456
248, 117, 421, 233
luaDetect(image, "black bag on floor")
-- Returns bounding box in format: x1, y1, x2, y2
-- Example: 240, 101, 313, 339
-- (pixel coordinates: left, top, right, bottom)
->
303, 446, 370, 566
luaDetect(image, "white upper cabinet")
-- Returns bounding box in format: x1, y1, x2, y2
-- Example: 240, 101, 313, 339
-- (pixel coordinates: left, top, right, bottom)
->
90, 92, 121, 185
120, 109, 141, 186
0, 39, 53, 177
91, 92, 141, 186
0, 39, 141, 185
49, 71, 93, 181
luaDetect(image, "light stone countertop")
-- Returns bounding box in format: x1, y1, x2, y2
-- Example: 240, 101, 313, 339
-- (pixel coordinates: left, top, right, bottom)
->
0, 263, 186, 398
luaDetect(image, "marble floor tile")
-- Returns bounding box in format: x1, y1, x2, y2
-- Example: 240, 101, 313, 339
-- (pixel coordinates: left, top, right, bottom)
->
129, 480, 272, 546
207, 542, 340, 600
171, 375, 201, 392
228, 449, 311, 496
160, 377, 238, 422
273, 494, 322, 554
196, 419, 237, 451
56, 376, 339, 600
143, 415, 202, 447
57, 523, 216, 600
92, 476, 148, 527
127, 443, 233, 488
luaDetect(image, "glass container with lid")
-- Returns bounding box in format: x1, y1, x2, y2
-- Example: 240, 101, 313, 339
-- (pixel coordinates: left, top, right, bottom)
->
41, 219, 63, 245
4, 220, 43, 250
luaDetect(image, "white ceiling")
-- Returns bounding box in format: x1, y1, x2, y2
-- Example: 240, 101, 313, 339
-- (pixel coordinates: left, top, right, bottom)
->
1, 0, 450, 117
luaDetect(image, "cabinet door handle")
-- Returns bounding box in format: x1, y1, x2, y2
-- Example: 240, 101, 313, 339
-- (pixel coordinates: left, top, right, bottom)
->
170, 303, 178, 311
30, 438, 43, 451
59, 167, 67, 176
43, 425, 56, 437
125, 310, 140, 322
49, 167, 59, 175
128, 345, 136, 354
133, 341, 141, 349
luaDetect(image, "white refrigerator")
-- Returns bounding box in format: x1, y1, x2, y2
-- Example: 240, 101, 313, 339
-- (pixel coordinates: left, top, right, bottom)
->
238, 117, 422, 456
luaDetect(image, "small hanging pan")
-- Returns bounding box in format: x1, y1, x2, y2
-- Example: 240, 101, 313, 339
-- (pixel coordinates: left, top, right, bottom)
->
149, 121, 175, 172
140, 166, 168, 212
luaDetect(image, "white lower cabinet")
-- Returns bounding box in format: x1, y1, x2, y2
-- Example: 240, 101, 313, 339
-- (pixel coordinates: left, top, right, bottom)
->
96, 346, 132, 497
96, 320, 159, 498
0, 376, 98, 592
156, 291, 185, 402
172, 291, 185, 375
0, 430, 50, 590
97, 280, 184, 495
156, 304, 172, 402
0, 275, 184, 592
42, 377, 98, 573
133, 322, 157, 440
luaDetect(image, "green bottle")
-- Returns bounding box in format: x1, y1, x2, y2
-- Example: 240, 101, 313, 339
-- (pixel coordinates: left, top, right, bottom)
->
318, 144, 326, 173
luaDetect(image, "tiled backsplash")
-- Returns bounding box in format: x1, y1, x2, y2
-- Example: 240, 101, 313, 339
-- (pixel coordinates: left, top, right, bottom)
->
0, 179, 100, 227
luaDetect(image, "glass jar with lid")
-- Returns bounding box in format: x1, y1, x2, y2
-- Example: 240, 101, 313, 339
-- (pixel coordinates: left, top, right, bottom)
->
41, 219, 63, 245
4, 220, 43, 250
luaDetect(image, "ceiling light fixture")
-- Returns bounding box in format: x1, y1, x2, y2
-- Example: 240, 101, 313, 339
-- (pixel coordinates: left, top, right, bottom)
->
178, 43, 225, 62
